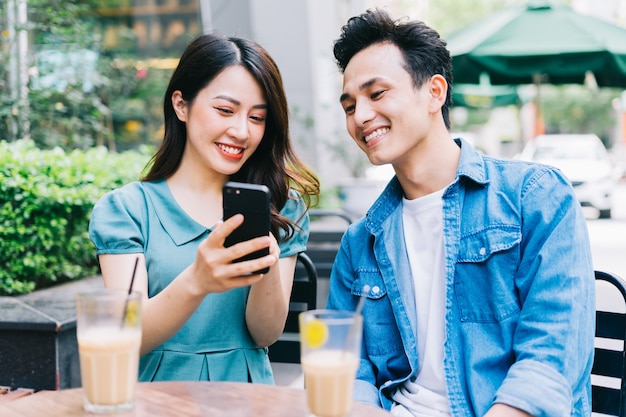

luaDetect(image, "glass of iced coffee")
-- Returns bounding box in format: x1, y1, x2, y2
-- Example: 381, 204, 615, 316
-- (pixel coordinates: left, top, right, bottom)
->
76, 289, 142, 413
299, 309, 363, 417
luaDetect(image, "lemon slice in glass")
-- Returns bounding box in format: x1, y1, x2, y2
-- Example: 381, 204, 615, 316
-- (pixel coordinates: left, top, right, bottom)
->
124, 300, 140, 327
303, 319, 328, 348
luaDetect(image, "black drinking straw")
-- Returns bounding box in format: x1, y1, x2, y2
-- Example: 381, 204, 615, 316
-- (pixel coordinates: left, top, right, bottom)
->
120, 256, 139, 328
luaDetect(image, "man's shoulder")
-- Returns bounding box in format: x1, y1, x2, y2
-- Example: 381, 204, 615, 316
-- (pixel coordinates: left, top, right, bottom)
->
344, 216, 368, 237
473, 155, 575, 210
481, 154, 564, 183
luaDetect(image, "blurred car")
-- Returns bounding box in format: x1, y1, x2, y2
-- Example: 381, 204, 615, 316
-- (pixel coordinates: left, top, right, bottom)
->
517, 133, 617, 219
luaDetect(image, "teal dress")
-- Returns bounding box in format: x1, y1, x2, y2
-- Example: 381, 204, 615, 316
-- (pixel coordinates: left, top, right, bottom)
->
88, 179, 309, 384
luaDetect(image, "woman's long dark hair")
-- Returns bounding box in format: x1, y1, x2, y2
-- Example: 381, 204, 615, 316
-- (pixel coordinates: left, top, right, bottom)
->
142, 33, 319, 240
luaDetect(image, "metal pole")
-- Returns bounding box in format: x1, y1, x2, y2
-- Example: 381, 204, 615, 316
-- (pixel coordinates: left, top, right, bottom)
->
199, 0, 213, 33
17, 0, 29, 139
6, 0, 19, 140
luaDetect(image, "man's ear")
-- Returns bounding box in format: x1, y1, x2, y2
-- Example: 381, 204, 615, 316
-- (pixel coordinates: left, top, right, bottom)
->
171, 90, 187, 122
428, 74, 448, 113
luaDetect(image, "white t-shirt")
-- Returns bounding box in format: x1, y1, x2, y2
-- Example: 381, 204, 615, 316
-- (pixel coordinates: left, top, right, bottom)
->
391, 188, 451, 417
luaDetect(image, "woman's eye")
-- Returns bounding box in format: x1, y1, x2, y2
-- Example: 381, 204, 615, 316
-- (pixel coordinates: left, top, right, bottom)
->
343, 104, 355, 115
216, 107, 233, 114
250, 115, 266, 122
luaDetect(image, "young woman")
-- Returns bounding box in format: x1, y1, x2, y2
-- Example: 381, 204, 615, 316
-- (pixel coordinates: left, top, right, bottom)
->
89, 33, 320, 384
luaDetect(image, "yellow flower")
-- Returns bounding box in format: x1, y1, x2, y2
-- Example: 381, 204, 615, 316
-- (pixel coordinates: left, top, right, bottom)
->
124, 119, 143, 133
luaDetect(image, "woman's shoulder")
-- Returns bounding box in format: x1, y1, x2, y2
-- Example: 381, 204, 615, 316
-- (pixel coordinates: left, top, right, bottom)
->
89, 181, 153, 253
280, 188, 306, 218
94, 180, 167, 211
93, 181, 146, 212
286, 187, 304, 201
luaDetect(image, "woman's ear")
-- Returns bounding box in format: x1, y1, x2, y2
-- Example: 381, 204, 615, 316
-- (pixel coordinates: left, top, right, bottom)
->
428, 74, 448, 113
171, 90, 187, 122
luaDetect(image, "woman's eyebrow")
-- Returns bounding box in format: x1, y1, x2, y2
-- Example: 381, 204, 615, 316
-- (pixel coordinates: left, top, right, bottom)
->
213, 95, 267, 109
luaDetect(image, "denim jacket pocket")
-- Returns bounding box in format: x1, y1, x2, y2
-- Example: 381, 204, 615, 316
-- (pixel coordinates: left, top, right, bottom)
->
352, 271, 387, 299
457, 224, 521, 263
352, 271, 405, 357
455, 225, 522, 323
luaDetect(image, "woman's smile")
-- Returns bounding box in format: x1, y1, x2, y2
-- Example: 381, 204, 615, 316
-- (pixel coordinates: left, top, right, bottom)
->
216, 142, 245, 160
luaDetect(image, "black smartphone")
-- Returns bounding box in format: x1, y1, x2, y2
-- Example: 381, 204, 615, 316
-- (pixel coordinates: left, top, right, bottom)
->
222, 181, 271, 274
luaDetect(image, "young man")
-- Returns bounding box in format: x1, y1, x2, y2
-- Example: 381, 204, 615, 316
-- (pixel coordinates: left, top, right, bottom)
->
326, 9, 595, 417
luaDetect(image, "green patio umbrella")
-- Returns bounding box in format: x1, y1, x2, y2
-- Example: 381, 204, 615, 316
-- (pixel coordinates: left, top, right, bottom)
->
446, 1, 626, 88
452, 83, 521, 108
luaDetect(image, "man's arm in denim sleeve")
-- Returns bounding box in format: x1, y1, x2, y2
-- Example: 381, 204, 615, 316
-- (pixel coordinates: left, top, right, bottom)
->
327, 231, 382, 408
494, 167, 595, 416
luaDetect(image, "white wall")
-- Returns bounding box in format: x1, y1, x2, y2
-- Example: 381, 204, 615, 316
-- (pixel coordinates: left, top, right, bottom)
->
198, 0, 372, 183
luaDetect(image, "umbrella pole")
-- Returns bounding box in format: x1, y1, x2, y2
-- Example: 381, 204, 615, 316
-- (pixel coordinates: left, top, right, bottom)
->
533, 74, 545, 137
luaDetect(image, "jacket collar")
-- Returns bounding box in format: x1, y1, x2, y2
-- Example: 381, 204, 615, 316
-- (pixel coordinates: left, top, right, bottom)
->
454, 137, 489, 186
365, 137, 488, 232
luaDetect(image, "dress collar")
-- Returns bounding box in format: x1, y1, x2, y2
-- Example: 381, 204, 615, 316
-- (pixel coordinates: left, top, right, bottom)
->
142, 179, 212, 246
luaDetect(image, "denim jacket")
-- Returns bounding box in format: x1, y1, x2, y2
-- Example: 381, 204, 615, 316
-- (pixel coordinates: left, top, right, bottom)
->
327, 139, 595, 417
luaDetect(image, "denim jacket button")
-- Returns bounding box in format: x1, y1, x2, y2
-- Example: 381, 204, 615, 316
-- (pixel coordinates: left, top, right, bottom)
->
479, 247, 487, 256
372, 286, 381, 294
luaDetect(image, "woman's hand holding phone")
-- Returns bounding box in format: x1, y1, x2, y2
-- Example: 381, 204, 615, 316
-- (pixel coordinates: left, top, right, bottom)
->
188, 214, 276, 295
222, 182, 272, 274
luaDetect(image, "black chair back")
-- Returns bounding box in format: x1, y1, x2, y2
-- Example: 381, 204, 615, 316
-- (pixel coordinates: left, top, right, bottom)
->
593, 270, 626, 417
306, 209, 354, 281
268, 209, 353, 364
268, 252, 318, 364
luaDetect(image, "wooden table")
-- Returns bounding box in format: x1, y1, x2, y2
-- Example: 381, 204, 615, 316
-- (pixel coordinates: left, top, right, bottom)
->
0, 381, 391, 416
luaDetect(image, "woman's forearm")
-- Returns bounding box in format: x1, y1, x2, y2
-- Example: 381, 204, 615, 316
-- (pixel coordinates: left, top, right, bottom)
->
245, 255, 295, 346
138, 265, 207, 354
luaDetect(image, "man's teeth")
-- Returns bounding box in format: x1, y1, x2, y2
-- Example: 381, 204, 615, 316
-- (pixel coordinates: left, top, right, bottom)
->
364, 128, 389, 143
217, 144, 243, 155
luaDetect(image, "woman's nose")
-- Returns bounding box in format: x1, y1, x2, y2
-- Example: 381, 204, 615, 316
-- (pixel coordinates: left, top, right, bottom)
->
227, 115, 249, 140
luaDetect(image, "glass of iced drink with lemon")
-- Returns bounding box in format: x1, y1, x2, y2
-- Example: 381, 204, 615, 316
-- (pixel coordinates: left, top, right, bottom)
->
76, 289, 142, 413
299, 309, 362, 417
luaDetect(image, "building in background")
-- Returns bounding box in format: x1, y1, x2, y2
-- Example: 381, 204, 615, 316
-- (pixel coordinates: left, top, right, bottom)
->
202, 0, 372, 186
4, 0, 623, 191
93, 0, 368, 183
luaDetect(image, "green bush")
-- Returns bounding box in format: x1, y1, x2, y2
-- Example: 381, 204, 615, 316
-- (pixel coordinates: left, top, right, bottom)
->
0, 139, 151, 295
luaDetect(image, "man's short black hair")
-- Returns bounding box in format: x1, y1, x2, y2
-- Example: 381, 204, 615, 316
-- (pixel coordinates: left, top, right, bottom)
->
334, 9, 453, 129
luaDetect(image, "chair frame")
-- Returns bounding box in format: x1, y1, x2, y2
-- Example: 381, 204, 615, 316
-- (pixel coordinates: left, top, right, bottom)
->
268, 210, 352, 364
267, 252, 318, 364
305, 209, 353, 281
593, 270, 626, 417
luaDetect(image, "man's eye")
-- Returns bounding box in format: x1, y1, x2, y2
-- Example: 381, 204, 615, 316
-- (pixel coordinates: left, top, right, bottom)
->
343, 105, 355, 114
371, 90, 385, 99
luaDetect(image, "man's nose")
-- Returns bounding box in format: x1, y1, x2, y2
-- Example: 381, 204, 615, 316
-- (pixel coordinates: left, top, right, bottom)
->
353, 101, 375, 126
